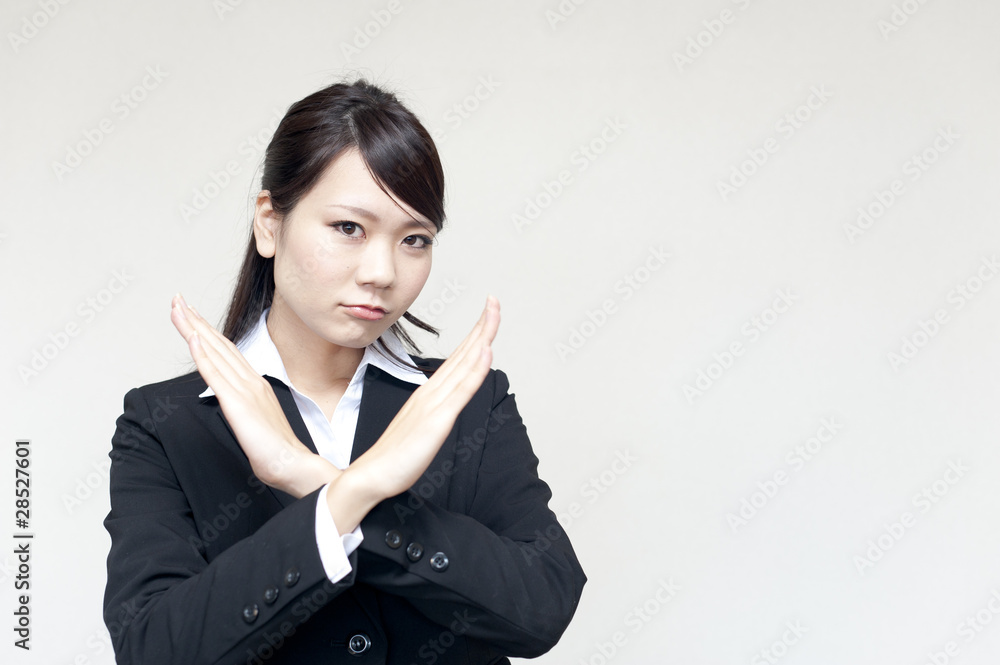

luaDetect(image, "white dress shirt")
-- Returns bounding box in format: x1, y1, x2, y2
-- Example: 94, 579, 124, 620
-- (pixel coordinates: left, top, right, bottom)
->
197, 307, 428, 583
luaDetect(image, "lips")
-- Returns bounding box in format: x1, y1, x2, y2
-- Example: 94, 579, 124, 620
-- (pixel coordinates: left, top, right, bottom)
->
343, 303, 386, 313
342, 304, 387, 321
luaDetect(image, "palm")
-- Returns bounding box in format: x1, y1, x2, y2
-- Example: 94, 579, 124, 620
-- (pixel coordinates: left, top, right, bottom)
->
169, 294, 333, 497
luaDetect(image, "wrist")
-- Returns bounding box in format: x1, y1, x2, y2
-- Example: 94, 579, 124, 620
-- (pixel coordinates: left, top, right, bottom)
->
325, 466, 383, 534
272, 448, 339, 499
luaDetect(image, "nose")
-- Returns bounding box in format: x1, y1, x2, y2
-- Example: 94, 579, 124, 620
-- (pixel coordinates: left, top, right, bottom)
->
354, 239, 395, 288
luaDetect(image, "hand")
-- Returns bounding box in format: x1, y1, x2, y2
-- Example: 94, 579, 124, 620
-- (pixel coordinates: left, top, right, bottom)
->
170, 294, 336, 498
326, 295, 500, 532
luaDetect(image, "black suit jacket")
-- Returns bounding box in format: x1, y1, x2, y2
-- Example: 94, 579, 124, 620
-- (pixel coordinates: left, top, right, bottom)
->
103, 357, 586, 664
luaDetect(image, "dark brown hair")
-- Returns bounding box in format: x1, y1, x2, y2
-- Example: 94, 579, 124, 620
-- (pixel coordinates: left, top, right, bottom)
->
221, 78, 445, 374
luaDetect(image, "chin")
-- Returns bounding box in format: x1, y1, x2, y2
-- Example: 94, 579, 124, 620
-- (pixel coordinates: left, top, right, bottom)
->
324, 325, 387, 349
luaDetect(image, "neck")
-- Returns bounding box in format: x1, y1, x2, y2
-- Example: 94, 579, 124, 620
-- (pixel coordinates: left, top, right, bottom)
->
265, 299, 366, 394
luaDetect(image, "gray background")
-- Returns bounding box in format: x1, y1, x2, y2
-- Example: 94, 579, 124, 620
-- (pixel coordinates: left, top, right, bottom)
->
3, 0, 1000, 663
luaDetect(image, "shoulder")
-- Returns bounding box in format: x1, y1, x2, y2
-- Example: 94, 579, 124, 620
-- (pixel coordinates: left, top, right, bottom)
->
406, 354, 515, 407
126, 370, 207, 398
111, 372, 220, 457
408, 354, 444, 373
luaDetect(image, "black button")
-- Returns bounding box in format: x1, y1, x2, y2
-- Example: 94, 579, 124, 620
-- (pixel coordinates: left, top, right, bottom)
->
406, 542, 424, 562
263, 586, 279, 604
347, 633, 371, 655
385, 530, 403, 549
429, 552, 449, 571
242, 603, 259, 623
283, 567, 300, 587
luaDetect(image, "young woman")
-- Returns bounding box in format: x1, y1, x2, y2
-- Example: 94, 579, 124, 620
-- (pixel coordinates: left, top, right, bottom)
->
102, 79, 586, 664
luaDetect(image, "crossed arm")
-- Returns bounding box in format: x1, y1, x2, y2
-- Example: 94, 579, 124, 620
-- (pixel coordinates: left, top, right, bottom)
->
103, 294, 583, 663
169, 292, 499, 530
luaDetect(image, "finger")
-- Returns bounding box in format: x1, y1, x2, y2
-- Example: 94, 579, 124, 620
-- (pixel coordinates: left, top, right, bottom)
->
170, 299, 196, 340
171, 294, 205, 344
420, 297, 499, 408
172, 299, 256, 403
443, 296, 498, 375
435, 311, 497, 408
437, 296, 499, 391
420, 302, 495, 405
182, 301, 243, 357
175, 298, 258, 387
187, 330, 237, 398
426, 295, 499, 388
441, 295, 491, 363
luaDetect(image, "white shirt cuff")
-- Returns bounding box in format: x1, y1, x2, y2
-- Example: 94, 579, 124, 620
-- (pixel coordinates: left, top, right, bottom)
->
315, 483, 364, 583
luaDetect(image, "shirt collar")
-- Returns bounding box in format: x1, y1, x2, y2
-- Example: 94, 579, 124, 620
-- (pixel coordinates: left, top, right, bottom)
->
198, 308, 428, 398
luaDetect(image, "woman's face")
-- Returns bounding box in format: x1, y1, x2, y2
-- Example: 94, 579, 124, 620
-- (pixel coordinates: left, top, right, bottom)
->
254, 147, 436, 351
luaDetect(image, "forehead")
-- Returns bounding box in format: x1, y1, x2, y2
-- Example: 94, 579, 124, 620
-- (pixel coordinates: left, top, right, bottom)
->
302, 148, 432, 226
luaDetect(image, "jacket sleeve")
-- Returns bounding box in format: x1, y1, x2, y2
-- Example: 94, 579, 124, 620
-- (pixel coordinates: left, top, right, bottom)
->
102, 387, 355, 665
354, 368, 587, 658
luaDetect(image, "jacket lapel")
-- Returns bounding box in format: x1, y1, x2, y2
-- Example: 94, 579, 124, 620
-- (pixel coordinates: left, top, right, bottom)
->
205, 376, 319, 511
268, 366, 420, 463
211, 369, 418, 510
204, 375, 318, 457
351, 364, 420, 462
265, 375, 319, 455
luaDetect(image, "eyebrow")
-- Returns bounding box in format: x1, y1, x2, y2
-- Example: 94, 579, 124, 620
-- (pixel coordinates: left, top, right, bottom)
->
326, 204, 431, 230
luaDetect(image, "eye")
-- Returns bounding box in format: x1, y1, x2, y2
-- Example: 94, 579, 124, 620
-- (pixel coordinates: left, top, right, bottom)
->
403, 234, 434, 249
331, 221, 364, 237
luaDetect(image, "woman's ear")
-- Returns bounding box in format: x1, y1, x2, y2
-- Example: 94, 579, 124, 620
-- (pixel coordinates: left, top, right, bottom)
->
253, 191, 280, 258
